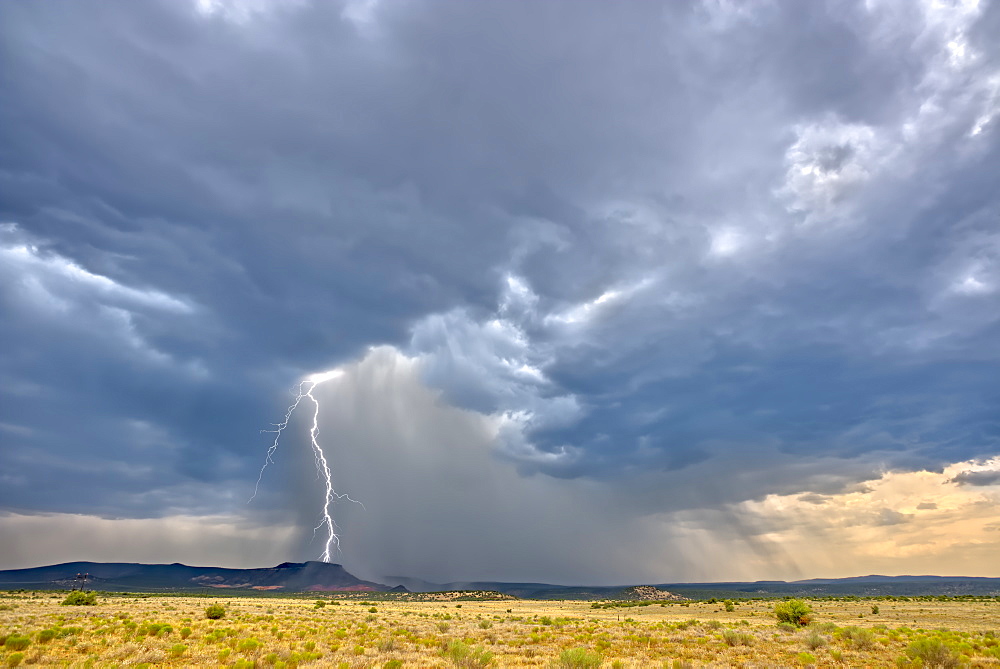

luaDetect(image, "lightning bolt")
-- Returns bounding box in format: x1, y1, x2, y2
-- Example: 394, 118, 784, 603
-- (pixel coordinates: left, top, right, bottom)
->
250, 368, 362, 562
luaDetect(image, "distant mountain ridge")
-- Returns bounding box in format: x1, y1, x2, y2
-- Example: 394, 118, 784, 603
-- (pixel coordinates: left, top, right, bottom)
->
381, 574, 1000, 599
1, 563, 998, 598
0, 561, 405, 593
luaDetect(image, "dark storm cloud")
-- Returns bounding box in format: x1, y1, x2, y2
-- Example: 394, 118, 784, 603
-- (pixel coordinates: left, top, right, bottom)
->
1, 0, 999, 576
951, 469, 1000, 487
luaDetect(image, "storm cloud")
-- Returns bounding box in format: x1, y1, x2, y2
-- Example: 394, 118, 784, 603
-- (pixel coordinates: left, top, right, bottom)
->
1, 0, 999, 581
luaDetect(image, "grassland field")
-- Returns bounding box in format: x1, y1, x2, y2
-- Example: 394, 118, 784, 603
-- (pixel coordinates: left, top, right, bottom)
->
2, 590, 999, 667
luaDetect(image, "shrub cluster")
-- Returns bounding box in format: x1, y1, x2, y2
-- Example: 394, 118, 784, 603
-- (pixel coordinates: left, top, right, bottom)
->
61, 591, 97, 606
774, 599, 812, 626
205, 603, 226, 619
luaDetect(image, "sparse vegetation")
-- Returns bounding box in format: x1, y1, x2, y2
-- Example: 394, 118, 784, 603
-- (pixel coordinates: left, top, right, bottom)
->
0, 590, 996, 666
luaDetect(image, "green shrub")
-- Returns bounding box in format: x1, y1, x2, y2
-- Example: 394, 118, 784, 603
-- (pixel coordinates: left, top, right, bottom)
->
205, 604, 226, 619
179, 626, 192, 639
774, 599, 812, 626
905, 637, 961, 668
61, 591, 97, 606
722, 629, 753, 646
37, 628, 57, 643
169, 643, 187, 658
4, 635, 30, 651
556, 647, 601, 668
797, 651, 816, 665
840, 626, 875, 650
443, 640, 494, 668
803, 630, 827, 650
384, 661, 403, 669
5, 653, 24, 668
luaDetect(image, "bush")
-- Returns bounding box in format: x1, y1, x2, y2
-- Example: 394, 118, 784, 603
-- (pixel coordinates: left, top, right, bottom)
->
557, 647, 602, 668
384, 661, 403, 669
5, 653, 24, 668
722, 629, 754, 646
3, 635, 30, 651
442, 640, 494, 668
797, 651, 816, 666
905, 637, 961, 668
37, 629, 57, 643
803, 630, 827, 650
61, 591, 97, 606
205, 604, 226, 620
169, 644, 187, 658
774, 599, 812, 626
840, 626, 875, 650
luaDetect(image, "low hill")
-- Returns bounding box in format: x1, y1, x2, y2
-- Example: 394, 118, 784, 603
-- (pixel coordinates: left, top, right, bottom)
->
617, 585, 687, 601
0, 561, 404, 593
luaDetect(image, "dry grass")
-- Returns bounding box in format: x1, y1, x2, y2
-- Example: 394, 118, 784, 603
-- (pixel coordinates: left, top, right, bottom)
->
1, 591, 998, 667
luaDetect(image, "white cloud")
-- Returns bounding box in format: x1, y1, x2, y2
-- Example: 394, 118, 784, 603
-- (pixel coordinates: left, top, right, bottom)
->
708, 226, 747, 258
0, 239, 191, 314
192, 0, 302, 25
779, 119, 891, 219
0, 226, 198, 368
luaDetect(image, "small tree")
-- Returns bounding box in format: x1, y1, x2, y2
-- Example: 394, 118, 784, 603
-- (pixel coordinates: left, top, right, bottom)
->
774, 599, 812, 626
205, 604, 226, 620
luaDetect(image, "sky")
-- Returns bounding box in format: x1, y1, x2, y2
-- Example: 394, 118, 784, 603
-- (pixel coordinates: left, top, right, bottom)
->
1, 0, 999, 586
